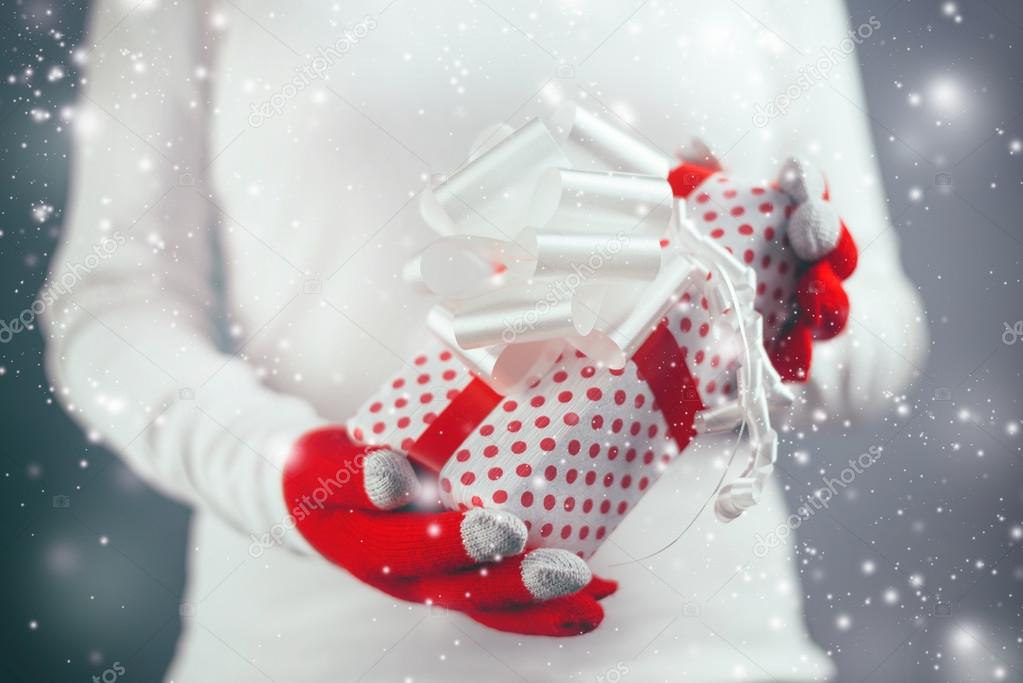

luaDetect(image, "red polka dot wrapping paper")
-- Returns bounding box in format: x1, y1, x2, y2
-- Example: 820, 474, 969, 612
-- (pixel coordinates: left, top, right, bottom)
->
348, 173, 803, 559
689, 174, 803, 345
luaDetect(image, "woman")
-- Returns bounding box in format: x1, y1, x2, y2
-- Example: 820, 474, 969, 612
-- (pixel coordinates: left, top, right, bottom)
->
43, 1, 926, 680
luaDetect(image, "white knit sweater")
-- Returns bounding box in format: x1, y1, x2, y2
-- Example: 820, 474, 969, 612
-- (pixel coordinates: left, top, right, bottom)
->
42, 1, 926, 680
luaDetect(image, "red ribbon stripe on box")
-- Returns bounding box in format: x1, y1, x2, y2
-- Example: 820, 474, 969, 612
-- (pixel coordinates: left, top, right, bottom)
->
408, 319, 704, 474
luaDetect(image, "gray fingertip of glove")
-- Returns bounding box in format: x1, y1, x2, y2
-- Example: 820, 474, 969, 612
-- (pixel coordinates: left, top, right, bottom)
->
460, 508, 528, 562
778, 156, 825, 204
363, 448, 421, 510
520, 548, 592, 601
789, 199, 841, 261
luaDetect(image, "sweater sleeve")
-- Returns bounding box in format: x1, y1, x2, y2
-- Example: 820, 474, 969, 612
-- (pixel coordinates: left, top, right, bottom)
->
40, 0, 324, 550
763, 1, 929, 423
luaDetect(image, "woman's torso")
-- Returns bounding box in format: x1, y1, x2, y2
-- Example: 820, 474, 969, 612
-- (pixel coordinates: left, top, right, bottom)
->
168, 2, 834, 680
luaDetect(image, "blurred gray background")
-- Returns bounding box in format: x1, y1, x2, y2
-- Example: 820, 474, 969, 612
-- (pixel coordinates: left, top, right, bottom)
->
0, 0, 1020, 681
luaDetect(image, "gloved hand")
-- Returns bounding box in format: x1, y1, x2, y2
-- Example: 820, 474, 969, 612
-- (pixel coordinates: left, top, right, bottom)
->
668, 156, 859, 382
283, 427, 617, 636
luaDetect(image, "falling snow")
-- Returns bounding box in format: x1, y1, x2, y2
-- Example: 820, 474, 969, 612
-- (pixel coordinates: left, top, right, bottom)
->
0, 1, 1020, 682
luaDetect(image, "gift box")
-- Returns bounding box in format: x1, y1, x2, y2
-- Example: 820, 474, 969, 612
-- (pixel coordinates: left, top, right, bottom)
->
348, 104, 793, 558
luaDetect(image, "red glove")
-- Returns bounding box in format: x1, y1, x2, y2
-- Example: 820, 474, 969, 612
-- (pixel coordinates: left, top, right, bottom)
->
283, 427, 617, 636
668, 156, 858, 381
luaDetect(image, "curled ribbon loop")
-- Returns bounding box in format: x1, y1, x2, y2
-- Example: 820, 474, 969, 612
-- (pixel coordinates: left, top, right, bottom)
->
410, 103, 683, 394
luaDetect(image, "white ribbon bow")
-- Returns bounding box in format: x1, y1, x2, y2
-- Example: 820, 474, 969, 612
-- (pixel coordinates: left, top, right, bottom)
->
408, 103, 791, 522
409, 102, 690, 394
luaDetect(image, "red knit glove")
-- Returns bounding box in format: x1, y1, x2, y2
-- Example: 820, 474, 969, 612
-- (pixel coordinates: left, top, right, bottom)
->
283, 427, 616, 636
668, 156, 858, 381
